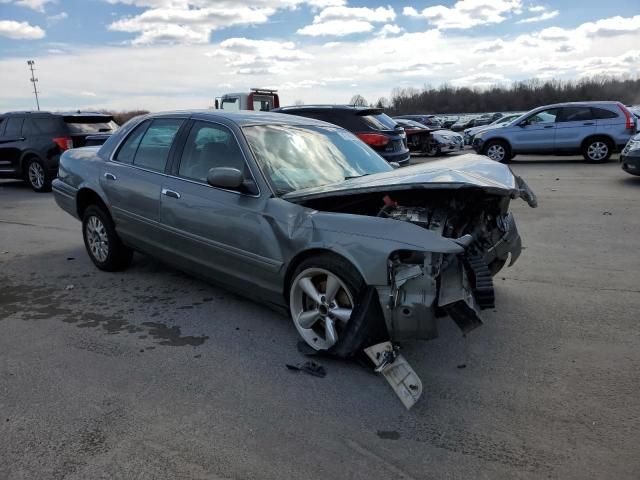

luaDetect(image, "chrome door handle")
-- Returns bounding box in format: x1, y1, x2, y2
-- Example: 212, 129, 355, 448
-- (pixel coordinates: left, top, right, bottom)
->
104, 172, 117, 180
161, 188, 181, 199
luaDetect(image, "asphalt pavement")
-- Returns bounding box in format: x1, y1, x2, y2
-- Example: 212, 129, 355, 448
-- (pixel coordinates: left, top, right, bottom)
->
1, 154, 639, 479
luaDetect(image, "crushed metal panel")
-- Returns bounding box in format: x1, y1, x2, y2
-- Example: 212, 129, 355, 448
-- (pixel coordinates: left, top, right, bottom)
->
364, 341, 423, 409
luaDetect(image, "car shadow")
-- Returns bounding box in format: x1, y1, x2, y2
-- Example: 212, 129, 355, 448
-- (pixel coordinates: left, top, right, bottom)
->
0, 179, 30, 190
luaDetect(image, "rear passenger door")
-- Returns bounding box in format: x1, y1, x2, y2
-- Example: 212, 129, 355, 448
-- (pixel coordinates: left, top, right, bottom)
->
554, 106, 596, 152
0, 117, 25, 174
101, 117, 185, 252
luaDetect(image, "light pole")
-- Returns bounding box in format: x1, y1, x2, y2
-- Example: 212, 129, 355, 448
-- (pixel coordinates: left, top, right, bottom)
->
27, 60, 40, 111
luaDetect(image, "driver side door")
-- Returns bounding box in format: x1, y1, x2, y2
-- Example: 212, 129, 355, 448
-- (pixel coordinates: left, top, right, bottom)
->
511, 108, 559, 153
159, 119, 283, 302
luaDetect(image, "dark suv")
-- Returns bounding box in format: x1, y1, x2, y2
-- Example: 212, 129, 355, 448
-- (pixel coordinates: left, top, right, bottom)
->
0, 111, 118, 192
272, 105, 410, 165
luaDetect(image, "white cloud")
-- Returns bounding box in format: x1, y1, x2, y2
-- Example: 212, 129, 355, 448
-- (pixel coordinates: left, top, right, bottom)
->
108, 4, 277, 44
404, 0, 522, 30
298, 5, 395, 36
297, 19, 373, 36
0, 20, 45, 39
103, 0, 354, 44
209, 37, 312, 74
0, 0, 56, 13
1, 13, 639, 111
517, 8, 558, 24
377, 23, 403, 37
452, 72, 510, 87
47, 11, 68, 23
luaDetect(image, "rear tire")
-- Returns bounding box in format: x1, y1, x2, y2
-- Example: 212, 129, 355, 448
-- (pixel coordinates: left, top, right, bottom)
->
289, 253, 382, 357
582, 137, 612, 163
24, 157, 52, 192
483, 140, 511, 163
82, 205, 133, 271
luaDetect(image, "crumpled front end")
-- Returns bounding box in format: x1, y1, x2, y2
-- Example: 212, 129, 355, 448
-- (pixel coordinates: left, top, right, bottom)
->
374, 205, 524, 341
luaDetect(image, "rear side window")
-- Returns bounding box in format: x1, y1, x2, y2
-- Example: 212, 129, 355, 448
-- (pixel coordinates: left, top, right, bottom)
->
0, 117, 5, 135
557, 107, 593, 122
115, 120, 150, 164
591, 107, 618, 120
360, 113, 398, 131
23, 118, 61, 135
132, 119, 183, 172
4, 117, 24, 136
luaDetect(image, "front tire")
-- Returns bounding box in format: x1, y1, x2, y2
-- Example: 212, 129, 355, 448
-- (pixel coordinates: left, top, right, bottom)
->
24, 158, 52, 192
82, 205, 133, 271
425, 142, 441, 157
483, 140, 511, 163
289, 254, 369, 357
583, 138, 612, 163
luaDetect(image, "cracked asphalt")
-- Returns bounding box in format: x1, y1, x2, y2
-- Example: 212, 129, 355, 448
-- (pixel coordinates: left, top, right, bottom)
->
1, 155, 639, 479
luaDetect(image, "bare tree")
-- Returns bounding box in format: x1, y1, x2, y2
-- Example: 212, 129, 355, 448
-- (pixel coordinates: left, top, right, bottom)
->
349, 94, 368, 106
387, 76, 640, 115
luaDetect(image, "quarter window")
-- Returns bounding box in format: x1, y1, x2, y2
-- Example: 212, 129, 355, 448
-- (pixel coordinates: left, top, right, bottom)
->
178, 121, 245, 183
114, 120, 150, 164
591, 107, 618, 120
133, 119, 183, 172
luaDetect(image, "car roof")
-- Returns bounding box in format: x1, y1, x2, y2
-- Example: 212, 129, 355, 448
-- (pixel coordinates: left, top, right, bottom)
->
535, 101, 622, 109
1, 111, 112, 118
273, 105, 383, 114
150, 110, 336, 128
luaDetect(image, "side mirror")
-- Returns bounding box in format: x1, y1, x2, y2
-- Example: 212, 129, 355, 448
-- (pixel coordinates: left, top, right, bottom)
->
389, 162, 401, 169
207, 167, 244, 189
519, 119, 530, 127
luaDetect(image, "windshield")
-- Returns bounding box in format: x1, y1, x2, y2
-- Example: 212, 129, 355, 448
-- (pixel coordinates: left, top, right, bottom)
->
243, 124, 393, 195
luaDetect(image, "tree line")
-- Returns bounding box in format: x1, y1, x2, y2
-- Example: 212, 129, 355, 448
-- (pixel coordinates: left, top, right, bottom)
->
361, 76, 640, 115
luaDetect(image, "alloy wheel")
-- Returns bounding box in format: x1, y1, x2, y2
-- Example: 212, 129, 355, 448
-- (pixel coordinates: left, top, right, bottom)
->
587, 142, 608, 161
85, 215, 109, 262
290, 268, 354, 350
486, 144, 506, 162
28, 162, 45, 189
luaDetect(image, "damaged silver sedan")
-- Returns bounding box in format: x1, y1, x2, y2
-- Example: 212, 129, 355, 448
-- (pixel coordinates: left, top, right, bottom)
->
53, 111, 536, 366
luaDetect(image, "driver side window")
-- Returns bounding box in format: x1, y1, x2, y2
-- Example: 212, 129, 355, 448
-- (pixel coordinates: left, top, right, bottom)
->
177, 121, 245, 183
527, 108, 559, 124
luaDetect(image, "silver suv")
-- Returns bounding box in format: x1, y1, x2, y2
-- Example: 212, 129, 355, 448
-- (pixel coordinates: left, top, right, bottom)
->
472, 102, 637, 163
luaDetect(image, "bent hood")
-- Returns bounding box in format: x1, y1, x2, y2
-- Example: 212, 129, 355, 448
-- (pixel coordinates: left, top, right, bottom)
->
283, 153, 537, 207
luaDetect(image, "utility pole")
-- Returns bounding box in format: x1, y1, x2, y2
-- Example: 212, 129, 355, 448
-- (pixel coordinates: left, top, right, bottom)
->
27, 60, 40, 111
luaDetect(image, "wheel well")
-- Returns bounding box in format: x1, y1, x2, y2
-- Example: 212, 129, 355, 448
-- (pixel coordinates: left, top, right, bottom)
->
283, 249, 358, 305
581, 135, 614, 151
19, 153, 40, 176
483, 137, 511, 152
76, 188, 109, 219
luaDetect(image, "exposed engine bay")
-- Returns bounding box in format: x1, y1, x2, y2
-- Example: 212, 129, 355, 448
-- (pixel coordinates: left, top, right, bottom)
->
296, 187, 524, 342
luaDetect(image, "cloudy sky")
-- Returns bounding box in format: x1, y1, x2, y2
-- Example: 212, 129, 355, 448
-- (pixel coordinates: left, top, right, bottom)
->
1, 0, 639, 112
